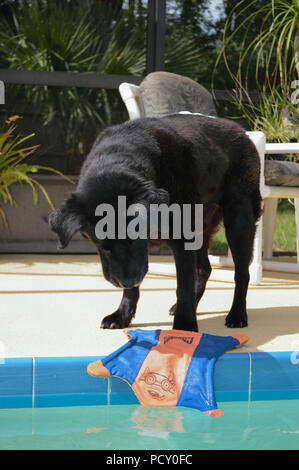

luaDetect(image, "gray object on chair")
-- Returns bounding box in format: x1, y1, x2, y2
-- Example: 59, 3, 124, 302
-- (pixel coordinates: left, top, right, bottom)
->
139, 71, 217, 118
264, 159, 299, 187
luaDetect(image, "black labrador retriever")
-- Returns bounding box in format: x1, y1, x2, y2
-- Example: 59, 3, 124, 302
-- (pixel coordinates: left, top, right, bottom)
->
49, 114, 262, 332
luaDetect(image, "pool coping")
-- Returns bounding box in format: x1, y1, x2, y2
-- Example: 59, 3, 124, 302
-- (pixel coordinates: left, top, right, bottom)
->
1, 350, 299, 409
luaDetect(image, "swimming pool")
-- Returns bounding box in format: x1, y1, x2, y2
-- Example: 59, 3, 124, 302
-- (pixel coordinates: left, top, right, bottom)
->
1, 352, 299, 450
1, 400, 299, 450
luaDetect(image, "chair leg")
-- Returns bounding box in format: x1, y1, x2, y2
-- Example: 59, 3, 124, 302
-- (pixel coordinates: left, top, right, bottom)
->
263, 198, 278, 259
295, 198, 299, 263
249, 216, 263, 284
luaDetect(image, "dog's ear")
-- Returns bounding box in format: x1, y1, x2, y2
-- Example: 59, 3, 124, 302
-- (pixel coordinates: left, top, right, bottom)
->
49, 193, 90, 249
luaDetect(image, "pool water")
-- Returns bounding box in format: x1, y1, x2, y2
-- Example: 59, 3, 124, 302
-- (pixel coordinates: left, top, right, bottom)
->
0, 400, 299, 450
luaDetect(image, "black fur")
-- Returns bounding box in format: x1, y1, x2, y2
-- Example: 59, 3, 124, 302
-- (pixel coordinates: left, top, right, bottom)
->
49, 114, 262, 331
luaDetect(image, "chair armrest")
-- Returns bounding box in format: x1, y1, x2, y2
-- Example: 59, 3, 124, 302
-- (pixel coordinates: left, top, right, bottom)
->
265, 142, 299, 154
119, 82, 145, 120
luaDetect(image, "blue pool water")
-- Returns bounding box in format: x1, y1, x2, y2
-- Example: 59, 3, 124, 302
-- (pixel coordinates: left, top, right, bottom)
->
0, 400, 299, 450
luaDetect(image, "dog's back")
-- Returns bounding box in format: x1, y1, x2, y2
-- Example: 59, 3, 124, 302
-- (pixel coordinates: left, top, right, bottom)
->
159, 114, 262, 217
81, 114, 261, 207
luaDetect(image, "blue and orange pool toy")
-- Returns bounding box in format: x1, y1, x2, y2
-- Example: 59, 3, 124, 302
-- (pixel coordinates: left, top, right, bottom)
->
88, 329, 248, 417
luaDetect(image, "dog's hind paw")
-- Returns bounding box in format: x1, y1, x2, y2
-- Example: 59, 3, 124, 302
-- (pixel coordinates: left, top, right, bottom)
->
225, 319, 248, 328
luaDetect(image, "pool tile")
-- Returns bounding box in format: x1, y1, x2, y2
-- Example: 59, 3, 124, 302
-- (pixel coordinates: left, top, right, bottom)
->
1, 352, 298, 409
0, 358, 33, 408
214, 352, 250, 402
250, 352, 299, 400
34, 356, 108, 407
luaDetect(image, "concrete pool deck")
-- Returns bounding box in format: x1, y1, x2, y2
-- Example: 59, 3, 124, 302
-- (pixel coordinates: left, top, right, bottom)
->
0, 254, 298, 358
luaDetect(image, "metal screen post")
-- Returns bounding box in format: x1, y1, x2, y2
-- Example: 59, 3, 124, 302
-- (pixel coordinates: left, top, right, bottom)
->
146, 0, 166, 74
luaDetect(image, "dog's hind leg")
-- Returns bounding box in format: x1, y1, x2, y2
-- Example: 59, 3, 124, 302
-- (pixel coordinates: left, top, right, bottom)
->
193, 208, 222, 308
194, 249, 212, 308
223, 197, 257, 328
100, 286, 139, 329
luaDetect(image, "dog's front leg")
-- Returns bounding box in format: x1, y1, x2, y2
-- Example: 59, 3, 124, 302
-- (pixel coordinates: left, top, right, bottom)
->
171, 242, 198, 332
101, 287, 139, 329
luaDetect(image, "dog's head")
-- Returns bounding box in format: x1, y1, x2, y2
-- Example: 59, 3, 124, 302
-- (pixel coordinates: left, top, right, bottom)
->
49, 170, 169, 289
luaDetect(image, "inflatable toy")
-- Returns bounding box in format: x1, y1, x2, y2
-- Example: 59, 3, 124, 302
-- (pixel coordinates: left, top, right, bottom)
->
88, 329, 248, 417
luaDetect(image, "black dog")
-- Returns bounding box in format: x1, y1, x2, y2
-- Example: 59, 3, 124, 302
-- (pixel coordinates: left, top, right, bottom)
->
49, 114, 262, 332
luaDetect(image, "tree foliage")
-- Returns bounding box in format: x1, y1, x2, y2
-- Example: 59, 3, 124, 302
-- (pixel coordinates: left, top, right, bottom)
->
1, 0, 291, 171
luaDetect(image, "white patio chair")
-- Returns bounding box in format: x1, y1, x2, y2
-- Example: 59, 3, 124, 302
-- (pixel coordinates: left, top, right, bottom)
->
119, 80, 299, 283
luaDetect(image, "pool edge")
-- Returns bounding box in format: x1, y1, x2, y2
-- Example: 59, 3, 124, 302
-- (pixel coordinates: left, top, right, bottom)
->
0, 351, 299, 408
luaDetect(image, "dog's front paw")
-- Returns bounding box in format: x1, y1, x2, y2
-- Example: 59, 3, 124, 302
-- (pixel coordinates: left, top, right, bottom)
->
101, 311, 132, 329
172, 309, 198, 332
225, 309, 248, 328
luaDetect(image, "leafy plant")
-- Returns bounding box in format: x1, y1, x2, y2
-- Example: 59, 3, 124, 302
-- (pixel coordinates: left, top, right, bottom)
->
216, 0, 299, 94
213, 0, 299, 161
241, 89, 299, 161
0, 116, 71, 228
233, 86, 299, 140
165, 30, 201, 79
